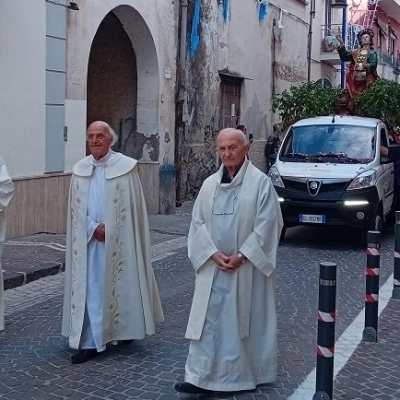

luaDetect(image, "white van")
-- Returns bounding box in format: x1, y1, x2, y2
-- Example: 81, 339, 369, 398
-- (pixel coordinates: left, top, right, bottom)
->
268, 116, 399, 240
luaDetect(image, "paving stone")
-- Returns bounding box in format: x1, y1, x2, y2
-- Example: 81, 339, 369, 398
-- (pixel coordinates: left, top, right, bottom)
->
1, 223, 400, 399
67, 393, 89, 400
107, 394, 131, 400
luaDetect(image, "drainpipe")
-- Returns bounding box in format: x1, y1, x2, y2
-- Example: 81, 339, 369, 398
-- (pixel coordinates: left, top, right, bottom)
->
340, 6, 347, 89
307, 0, 316, 82
178, 0, 188, 101
272, 19, 277, 98
174, 0, 188, 207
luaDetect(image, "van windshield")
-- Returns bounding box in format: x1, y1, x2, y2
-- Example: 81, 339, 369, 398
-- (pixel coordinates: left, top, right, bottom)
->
280, 124, 375, 164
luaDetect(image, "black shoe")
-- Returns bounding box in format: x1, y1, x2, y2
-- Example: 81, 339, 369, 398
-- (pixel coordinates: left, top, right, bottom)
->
71, 349, 100, 364
174, 382, 213, 394
119, 340, 134, 345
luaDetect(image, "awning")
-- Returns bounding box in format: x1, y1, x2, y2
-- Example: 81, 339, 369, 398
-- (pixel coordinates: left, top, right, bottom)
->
218, 69, 253, 81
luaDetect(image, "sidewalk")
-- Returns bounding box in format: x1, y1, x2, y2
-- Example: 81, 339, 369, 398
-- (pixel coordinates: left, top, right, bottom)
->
2, 201, 194, 291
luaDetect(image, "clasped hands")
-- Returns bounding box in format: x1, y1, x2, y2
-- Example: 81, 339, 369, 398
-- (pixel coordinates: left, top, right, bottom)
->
94, 223, 105, 242
211, 251, 243, 273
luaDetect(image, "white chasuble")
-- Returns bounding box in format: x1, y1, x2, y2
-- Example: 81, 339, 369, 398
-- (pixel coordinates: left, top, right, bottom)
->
80, 153, 107, 351
0, 157, 14, 331
62, 151, 164, 349
185, 159, 283, 391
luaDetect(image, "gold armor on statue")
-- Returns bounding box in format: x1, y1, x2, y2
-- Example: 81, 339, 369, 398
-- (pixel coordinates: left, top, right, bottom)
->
354, 48, 369, 82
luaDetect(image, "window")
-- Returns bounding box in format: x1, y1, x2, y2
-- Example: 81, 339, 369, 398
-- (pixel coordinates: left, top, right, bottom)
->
378, 30, 385, 51
280, 125, 376, 163
219, 73, 243, 129
324, 0, 332, 31
389, 29, 398, 56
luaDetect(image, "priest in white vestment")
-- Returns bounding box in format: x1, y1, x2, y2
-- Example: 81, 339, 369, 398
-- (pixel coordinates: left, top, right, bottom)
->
62, 121, 164, 364
0, 156, 15, 331
175, 128, 283, 394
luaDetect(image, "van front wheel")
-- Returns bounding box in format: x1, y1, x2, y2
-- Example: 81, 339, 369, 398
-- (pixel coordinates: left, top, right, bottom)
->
280, 226, 287, 241
361, 207, 383, 245
370, 207, 383, 233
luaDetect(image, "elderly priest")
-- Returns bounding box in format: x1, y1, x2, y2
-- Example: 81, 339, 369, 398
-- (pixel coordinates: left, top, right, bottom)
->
175, 128, 283, 394
62, 121, 164, 364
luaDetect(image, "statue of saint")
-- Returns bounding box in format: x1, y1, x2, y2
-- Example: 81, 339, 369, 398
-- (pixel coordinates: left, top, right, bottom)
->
334, 28, 379, 98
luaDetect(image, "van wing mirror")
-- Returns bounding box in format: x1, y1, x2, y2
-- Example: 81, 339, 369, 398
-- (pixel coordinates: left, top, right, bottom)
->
388, 144, 400, 161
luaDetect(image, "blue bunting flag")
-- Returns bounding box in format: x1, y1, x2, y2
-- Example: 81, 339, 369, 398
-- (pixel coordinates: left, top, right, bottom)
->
259, 2, 268, 21
190, 0, 201, 58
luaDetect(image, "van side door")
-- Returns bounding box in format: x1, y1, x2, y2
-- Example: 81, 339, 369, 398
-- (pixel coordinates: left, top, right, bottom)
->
378, 125, 395, 214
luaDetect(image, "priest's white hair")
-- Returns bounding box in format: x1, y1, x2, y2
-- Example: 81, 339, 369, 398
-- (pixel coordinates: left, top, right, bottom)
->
217, 128, 246, 145
108, 126, 118, 146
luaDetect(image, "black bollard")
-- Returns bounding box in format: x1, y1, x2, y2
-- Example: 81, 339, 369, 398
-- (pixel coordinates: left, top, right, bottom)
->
313, 262, 337, 400
393, 211, 400, 299
362, 230, 381, 342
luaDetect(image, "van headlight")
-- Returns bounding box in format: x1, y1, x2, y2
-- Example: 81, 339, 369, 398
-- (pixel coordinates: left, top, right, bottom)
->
347, 169, 377, 190
269, 166, 285, 188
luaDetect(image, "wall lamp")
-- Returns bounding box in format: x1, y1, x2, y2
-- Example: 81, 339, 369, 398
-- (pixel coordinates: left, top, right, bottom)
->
67, 2, 79, 10
331, 0, 347, 7
45, 1, 79, 10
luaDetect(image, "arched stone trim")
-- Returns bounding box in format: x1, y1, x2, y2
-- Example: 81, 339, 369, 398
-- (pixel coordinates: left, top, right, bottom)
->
112, 5, 160, 138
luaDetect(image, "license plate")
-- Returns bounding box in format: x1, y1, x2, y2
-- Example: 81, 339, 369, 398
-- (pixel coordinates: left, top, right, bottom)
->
299, 214, 326, 224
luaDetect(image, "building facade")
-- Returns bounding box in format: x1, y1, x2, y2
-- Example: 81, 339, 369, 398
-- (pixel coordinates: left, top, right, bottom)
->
1, 0, 399, 237
176, 0, 332, 200
1, 0, 179, 237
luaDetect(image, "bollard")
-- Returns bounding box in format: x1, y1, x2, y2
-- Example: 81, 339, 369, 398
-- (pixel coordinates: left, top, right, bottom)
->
393, 211, 400, 299
362, 230, 381, 342
313, 262, 337, 400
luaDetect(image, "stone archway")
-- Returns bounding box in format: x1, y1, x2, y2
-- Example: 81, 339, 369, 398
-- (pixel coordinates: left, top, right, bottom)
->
87, 5, 160, 162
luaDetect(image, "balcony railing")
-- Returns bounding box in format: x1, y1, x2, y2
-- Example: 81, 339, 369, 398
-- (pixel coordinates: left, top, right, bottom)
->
321, 24, 400, 71
321, 23, 363, 53
379, 51, 400, 69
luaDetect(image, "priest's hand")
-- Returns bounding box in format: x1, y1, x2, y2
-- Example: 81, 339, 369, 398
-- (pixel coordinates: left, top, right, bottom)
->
94, 223, 105, 242
222, 254, 243, 273
211, 252, 231, 271
211, 252, 241, 273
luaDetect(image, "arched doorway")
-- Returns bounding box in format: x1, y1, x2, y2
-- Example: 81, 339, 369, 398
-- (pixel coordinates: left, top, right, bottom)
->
87, 5, 160, 162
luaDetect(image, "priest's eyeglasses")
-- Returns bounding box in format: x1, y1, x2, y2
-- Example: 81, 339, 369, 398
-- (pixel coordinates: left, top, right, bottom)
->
212, 188, 240, 215
86, 133, 109, 142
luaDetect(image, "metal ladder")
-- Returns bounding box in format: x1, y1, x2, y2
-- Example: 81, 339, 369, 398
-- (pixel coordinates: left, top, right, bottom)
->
348, 0, 380, 49
361, 0, 380, 30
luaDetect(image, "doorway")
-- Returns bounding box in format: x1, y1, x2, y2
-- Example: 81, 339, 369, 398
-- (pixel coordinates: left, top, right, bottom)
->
87, 5, 160, 161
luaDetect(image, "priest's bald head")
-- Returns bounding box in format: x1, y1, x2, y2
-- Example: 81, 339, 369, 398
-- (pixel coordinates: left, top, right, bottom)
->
86, 121, 118, 160
216, 128, 248, 176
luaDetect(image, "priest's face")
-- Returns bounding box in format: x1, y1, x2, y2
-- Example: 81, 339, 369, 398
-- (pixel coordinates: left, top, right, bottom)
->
216, 129, 247, 172
87, 122, 113, 160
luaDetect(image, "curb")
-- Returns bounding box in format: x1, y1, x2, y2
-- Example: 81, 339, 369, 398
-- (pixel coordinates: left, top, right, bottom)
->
2, 209, 194, 292
4, 261, 65, 291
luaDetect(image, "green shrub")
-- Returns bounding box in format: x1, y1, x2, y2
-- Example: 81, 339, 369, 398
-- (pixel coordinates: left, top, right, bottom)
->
271, 82, 344, 127
354, 79, 400, 128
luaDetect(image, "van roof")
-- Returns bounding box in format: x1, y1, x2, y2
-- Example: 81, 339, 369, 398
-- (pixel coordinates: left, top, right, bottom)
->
292, 115, 382, 128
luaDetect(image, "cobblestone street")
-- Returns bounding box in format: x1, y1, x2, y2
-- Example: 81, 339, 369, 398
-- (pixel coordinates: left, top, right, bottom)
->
1, 214, 400, 399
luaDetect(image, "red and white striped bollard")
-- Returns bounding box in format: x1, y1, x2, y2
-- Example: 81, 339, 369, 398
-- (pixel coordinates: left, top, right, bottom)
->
362, 230, 380, 342
313, 262, 337, 400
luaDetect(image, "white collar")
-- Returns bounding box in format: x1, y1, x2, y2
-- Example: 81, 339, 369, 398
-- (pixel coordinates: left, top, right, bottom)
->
90, 150, 114, 167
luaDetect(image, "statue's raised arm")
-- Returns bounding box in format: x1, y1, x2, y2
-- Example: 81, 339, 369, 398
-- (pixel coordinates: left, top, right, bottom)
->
334, 28, 379, 99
